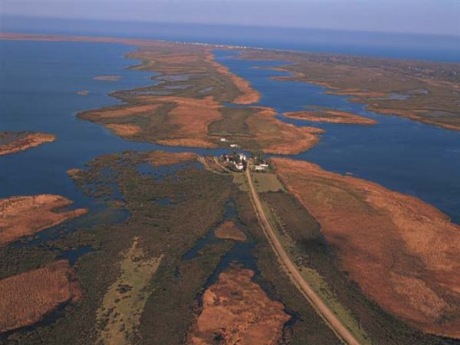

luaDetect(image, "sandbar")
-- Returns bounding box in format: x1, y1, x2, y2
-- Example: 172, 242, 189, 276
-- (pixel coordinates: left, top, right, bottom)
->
0, 260, 81, 333
0, 194, 88, 246
94, 75, 120, 81
272, 157, 460, 338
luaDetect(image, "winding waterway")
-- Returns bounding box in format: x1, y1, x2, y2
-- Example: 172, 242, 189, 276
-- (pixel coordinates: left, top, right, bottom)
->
214, 50, 460, 224
1, 40, 459, 227
0, 40, 224, 212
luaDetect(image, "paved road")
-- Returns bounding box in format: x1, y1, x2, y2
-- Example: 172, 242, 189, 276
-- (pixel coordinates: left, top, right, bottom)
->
245, 168, 362, 345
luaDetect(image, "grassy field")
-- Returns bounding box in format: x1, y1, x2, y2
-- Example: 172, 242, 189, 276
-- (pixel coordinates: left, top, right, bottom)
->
96, 237, 163, 345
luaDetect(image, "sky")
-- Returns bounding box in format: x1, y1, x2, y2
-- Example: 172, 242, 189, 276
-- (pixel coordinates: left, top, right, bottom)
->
1, 0, 460, 36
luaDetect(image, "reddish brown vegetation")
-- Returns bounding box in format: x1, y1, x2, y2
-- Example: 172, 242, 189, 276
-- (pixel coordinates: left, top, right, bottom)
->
0, 260, 81, 333
206, 53, 261, 104
0, 195, 87, 246
188, 265, 290, 345
215, 221, 247, 242
82, 104, 160, 119
0, 132, 55, 156
105, 124, 141, 136
150, 96, 222, 148
284, 109, 376, 125
272, 158, 460, 338
248, 107, 323, 154
146, 151, 198, 166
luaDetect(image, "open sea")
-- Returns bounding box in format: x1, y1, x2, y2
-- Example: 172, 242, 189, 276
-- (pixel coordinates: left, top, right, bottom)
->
0, 23, 459, 224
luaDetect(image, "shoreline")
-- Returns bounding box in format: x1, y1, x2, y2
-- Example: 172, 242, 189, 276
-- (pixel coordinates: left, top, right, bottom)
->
284, 109, 377, 125
1, 32, 459, 343
271, 157, 460, 338
0, 132, 56, 156
241, 49, 460, 132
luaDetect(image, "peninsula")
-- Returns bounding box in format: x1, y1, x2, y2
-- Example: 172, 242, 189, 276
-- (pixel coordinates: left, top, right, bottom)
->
242, 49, 460, 131
284, 109, 377, 125
0, 131, 55, 156
1, 33, 459, 345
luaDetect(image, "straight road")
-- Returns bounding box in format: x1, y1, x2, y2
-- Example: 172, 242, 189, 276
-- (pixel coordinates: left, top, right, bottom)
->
245, 167, 362, 345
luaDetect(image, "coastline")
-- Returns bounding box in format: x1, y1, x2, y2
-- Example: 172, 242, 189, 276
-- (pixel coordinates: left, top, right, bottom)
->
283, 109, 377, 125
1, 32, 459, 344
0, 132, 56, 156
241, 49, 460, 132
271, 157, 460, 338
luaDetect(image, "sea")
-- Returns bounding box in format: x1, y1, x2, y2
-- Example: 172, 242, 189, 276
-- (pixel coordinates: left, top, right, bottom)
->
0, 19, 459, 224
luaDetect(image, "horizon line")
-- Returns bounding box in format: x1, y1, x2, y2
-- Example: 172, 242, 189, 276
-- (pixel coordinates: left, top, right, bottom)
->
3, 14, 460, 39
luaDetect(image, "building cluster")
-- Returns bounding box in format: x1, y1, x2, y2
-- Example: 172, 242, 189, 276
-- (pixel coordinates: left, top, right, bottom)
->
221, 152, 248, 171
219, 152, 270, 173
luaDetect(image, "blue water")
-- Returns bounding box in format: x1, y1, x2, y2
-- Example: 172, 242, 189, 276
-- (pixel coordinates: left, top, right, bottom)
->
214, 50, 460, 224
2, 17, 460, 62
1, 40, 459, 227
0, 40, 224, 211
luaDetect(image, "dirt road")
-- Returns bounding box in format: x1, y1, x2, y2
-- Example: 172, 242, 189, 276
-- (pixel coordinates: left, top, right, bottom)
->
245, 168, 362, 345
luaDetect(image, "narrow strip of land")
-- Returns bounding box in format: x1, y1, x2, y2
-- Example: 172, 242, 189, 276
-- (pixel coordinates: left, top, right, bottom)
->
245, 167, 361, 345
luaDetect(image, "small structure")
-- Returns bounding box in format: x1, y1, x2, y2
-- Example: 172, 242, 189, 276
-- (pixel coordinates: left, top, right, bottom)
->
220, 138, 227, 142
219, 151, 247, 172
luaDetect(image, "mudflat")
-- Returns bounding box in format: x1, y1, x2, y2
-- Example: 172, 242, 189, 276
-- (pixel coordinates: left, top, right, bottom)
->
0, 195, 87, 246
0, 260, 81, 333
272, 157, 460, 338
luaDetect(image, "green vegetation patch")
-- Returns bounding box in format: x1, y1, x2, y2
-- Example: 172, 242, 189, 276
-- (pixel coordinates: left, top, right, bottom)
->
96, 237, 163, 345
